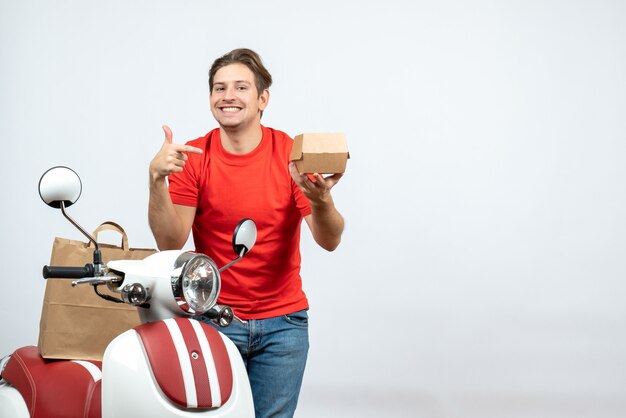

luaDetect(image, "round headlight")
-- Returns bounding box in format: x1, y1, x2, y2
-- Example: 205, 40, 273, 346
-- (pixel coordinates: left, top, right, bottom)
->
172, 253, 221, 314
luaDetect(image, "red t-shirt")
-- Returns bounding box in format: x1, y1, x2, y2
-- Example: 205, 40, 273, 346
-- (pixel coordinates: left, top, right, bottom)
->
168, 126, 312, 320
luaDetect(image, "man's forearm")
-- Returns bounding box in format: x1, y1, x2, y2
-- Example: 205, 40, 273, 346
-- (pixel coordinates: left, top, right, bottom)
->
309, 199, 344, 251
148, 178, 188, 250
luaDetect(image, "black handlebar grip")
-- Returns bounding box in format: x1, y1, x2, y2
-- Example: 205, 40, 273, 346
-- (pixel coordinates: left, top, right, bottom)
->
42, 264, 95, 279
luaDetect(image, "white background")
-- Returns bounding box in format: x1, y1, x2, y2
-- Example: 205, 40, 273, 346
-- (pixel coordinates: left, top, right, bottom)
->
1, 1, 625, 417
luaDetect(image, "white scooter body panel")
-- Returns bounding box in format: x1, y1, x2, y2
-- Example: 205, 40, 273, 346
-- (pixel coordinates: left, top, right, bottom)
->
102, 326, 254, 418
0, 382, 29, 418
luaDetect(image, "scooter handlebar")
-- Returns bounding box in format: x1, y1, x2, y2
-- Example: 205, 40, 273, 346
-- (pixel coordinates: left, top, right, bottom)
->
43, 264, 95, 279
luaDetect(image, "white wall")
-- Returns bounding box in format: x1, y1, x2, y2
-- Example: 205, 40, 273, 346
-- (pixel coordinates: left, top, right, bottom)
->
1, 1, 625, 417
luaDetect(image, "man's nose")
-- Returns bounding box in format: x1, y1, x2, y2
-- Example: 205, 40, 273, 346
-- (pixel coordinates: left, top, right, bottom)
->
224, 86, 237, 100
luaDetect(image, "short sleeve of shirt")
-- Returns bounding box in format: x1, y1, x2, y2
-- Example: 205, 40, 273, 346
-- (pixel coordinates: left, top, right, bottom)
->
293, 180, 312, 218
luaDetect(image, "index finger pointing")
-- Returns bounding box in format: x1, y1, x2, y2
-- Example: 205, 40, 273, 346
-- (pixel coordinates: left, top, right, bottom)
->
172, 144, 203, 155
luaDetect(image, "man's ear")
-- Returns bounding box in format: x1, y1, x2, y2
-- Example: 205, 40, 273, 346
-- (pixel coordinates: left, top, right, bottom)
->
258, 89, 270, 111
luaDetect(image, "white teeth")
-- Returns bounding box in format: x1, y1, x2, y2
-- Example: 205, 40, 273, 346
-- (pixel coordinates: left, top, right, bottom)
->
222, 107, 241, 113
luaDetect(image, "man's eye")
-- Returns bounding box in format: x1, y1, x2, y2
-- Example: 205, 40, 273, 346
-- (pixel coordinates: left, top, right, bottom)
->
214, 87, 224, 92
237, 86, 247, 91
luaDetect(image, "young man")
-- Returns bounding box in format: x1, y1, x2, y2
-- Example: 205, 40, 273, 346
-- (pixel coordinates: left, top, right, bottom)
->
148, 48, 345, 418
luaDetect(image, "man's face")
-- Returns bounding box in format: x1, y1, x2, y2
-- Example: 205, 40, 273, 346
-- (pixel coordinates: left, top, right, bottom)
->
210, 63, 269, 130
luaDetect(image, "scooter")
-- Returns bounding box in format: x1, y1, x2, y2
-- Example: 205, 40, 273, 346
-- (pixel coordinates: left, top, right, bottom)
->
0, 166, 256, 418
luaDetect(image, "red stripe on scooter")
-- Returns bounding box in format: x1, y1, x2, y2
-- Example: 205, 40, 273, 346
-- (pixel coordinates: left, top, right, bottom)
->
135, 321, 187, 407
175, 318, 212, 408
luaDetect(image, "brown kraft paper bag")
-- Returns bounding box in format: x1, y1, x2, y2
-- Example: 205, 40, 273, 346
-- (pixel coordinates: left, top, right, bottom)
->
38, 221, 157, 361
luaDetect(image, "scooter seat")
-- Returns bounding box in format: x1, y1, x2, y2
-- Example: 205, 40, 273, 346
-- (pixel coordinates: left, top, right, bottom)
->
2, 346, 102, 418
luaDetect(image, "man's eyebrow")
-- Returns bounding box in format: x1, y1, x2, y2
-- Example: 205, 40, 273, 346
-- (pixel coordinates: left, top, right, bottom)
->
213, 80, 252, 85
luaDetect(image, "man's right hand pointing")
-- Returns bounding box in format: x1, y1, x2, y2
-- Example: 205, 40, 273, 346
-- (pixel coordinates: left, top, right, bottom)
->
149, 125, 203, 181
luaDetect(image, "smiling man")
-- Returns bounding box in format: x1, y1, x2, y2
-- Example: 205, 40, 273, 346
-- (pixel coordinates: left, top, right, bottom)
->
148, 48, 345, 418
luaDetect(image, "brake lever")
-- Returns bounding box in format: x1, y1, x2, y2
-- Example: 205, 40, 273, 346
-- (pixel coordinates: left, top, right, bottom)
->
71, 275, 122, 287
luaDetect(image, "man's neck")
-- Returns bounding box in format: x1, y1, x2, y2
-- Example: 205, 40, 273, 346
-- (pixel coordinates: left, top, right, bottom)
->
220, 123, 263, 155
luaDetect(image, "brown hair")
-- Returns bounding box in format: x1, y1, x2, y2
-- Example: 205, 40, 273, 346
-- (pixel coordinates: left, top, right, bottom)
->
209, 48, 272, 97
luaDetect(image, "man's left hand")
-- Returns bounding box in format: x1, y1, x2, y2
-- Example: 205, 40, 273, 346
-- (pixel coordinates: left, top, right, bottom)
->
289, 162, 343, 207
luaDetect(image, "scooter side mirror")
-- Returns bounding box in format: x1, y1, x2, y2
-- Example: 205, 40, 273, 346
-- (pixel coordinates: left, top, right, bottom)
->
232, 219, 257, 256
38, 166, 82, 209
38, 166, 102, 267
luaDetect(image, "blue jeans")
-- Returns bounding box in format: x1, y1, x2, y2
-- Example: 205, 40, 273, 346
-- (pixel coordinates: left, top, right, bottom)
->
198, 309, 309, 418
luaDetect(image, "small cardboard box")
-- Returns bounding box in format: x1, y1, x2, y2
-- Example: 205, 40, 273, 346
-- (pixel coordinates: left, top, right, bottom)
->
290, 133, 350, 174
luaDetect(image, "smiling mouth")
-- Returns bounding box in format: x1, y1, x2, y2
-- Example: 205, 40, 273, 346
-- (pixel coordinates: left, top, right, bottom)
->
220, 107, 242, 113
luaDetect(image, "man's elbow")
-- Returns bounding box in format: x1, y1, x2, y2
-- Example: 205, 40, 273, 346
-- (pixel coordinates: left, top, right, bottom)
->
157, 242, 183, 251
155, 235, 187, 251
317, 237, 341, 252
309, 216, 344, 252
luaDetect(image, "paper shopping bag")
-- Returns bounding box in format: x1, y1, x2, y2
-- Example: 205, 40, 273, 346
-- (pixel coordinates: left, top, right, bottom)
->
38, 221, 156, 361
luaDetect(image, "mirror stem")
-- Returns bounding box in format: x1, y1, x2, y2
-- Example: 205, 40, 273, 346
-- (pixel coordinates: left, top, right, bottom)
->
218, 248, 246, 273
60, 201, 102, 265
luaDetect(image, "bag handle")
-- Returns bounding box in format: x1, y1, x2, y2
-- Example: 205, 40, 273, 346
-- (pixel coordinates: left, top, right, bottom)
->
88, 221, 129, 250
